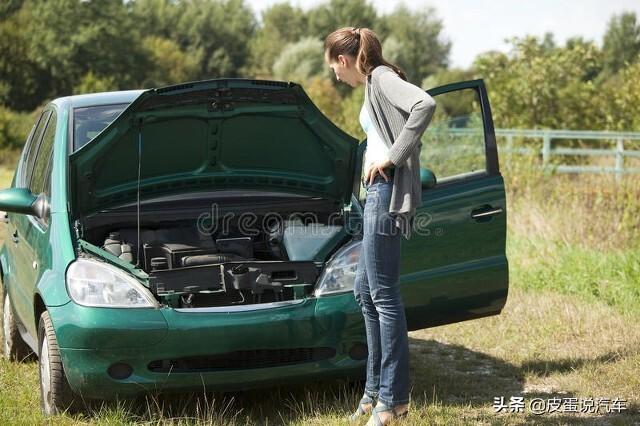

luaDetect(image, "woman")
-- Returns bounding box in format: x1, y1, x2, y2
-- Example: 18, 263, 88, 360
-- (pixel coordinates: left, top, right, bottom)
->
324, 27, 436, 425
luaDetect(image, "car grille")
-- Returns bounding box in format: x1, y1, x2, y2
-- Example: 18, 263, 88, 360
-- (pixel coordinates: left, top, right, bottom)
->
147, 347, 336, 373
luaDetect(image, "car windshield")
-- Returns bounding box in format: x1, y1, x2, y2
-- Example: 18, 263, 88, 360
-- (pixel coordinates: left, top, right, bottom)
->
73, 103, 129, 151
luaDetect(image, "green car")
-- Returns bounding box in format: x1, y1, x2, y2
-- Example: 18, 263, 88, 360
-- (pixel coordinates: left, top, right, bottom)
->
0, 78, 508, 414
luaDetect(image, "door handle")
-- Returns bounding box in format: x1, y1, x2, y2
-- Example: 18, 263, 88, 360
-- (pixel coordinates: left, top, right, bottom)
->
471, 206, 503, 220
12, 230, 19, 244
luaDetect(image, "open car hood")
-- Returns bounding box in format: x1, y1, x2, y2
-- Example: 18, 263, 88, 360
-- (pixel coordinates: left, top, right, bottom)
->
70, 79, 359, 218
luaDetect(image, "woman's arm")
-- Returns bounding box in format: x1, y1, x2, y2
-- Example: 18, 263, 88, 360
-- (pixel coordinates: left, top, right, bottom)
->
377, 70, 436, 167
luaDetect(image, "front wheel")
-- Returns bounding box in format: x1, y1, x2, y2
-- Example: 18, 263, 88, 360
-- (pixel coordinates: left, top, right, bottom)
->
2, 291, 34, 361
38, 310, 79, 415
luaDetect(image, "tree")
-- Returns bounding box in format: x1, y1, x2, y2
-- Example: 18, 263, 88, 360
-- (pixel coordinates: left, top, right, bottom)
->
0, 5, 52, 111
272, 37, 330, 83
602, 11, 640, 75
474, 36, 606, 130
421, 67, 479, 122
0, 106, 39, 150
0, 0, 24, 19
73, 71, 117, 95
306, 0, 378, 40
602, 62, 640, 130
26, 0, 150, 95
141, 36, 200, 87
333, 85, 365, 139
304, 76, 345, 131
173, 0, 256, 78
244, 2, 309, 78
377, 3, 451, 84
131, 0, 179, 40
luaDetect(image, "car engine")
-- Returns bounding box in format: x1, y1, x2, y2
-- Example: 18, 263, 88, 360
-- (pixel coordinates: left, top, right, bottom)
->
92, 217, 344, 309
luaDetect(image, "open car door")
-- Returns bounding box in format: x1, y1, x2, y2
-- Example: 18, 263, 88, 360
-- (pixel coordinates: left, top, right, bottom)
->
400, 79, 509, 330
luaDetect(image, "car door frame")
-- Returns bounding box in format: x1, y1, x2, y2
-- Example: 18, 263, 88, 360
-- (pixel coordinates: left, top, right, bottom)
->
408, 79, 508, 329
350, 79, 509, 331
425, 79, 500, 182
8, 104, 56, 339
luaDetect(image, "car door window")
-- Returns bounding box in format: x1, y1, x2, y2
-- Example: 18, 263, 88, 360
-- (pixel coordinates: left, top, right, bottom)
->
21, 109, 52, 188
16, 112, 43, 187
30, 110, 56, 196
29, 109, 57, 228
420, 87, 487, 183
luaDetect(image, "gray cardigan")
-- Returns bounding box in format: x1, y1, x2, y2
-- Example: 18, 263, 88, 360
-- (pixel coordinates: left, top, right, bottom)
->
364, 64, 437, 240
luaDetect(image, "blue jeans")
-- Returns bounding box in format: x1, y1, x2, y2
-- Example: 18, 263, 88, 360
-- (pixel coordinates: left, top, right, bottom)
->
353, 174, 410, 407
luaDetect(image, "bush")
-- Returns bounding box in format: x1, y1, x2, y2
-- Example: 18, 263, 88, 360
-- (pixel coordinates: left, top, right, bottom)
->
0, 106, 36, 151
272, 37, 330, 83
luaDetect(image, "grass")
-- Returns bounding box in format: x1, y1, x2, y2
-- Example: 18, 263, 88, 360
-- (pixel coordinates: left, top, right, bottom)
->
503, 154, 640, 251
509, 237, 640, 316
1, 283, 637, 424
1, 160, 639, 424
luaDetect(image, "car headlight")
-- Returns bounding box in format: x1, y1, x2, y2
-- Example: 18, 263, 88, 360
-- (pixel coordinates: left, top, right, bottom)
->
314, 240, 362, 297
66, 258, 157, 308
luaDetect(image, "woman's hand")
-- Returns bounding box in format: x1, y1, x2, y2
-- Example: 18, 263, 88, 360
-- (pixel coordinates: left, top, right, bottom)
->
364, 157, 394, 185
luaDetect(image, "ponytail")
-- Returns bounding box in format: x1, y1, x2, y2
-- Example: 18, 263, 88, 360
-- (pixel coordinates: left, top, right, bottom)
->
324, 26, 407, 81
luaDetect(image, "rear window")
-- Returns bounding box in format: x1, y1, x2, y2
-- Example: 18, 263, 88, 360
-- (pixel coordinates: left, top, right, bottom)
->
73, 103, 129, 151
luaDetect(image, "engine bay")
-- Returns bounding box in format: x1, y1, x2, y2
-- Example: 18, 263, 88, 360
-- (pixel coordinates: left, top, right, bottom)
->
82, 213, 346, 309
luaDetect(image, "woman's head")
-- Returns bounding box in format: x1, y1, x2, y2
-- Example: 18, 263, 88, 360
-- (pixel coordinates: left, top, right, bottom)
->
324, 26, 407, 87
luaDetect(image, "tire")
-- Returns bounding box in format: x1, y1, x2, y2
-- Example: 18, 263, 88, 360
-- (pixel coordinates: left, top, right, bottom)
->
38, 310, 79, 415
2, 290, 34, 362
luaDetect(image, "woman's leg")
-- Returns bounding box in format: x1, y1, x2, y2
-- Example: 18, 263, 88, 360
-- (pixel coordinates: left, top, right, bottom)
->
354, 184, 383, 400
364, 181, 410, 408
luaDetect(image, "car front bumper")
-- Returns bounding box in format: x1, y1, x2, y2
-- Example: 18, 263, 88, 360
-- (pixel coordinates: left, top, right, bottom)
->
48, 293, 367, 399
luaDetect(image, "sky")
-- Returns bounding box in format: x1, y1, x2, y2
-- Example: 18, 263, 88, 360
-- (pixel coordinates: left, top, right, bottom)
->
247, 0, 640, 68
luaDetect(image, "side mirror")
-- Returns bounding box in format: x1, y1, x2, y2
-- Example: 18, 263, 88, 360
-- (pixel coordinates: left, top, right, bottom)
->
420, 168, 437, 189
0, 188, 49, 219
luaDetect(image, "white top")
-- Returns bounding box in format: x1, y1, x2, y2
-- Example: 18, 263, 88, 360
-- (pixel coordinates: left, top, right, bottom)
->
359, 102, 389, 172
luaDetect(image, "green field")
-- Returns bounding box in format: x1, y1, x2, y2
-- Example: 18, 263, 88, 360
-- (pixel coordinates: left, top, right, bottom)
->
0, 164, 639, 425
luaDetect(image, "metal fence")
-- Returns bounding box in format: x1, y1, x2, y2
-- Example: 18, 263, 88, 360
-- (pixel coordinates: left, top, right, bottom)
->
432, 128, 640, 177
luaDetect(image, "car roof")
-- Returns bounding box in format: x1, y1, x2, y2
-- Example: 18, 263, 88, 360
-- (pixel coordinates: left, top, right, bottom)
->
62, 89, 146, 109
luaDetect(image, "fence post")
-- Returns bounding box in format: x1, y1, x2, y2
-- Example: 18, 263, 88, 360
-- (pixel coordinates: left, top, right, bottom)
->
505, 134, 513, 158
615, 138, 624, 182
542, 132, 551, 169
